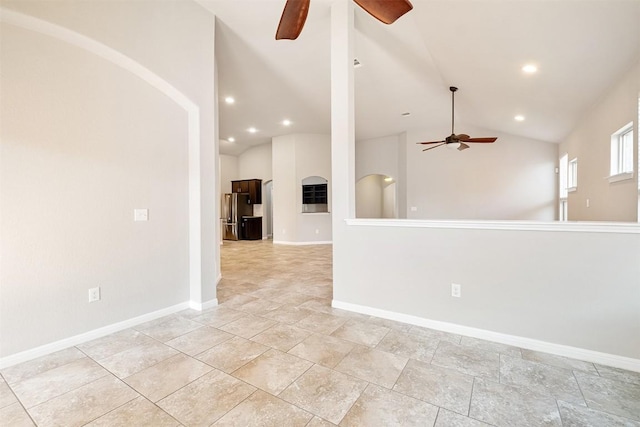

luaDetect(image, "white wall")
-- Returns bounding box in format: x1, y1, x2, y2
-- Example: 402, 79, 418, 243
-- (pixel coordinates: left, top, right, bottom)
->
273, 134, 332, 243
382, 182, 396, 218
355, 135, 399, 181
356, 175, 384, 218
560, 61, 640, 222
405, 126, 558, 220
0, 1, 217, 358
334, 222, 640, 361
272, 135, 298, 242
238, 142, 272, 183
356, 131, 557, 221
219, 154, 238, 195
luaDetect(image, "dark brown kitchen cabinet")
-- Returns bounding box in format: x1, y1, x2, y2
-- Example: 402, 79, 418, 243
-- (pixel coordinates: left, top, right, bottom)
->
247, 180, 262, 204
240, 216, 262, 240
232, 180, 249, 193
231, 179, 262, 204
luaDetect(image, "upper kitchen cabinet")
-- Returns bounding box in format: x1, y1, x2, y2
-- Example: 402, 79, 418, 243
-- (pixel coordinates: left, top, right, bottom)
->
247, 179, 262, 204
231, 179, 262, 204
232, 180, 249, 193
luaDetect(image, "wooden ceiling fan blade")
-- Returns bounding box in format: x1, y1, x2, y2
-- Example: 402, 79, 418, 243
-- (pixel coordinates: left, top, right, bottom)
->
353, 0, 413, 25
456, 134, 470, 141
422, 143, 445, 151
276, 0, 310, 40
417, 140, 445, 145
465, 137, 498, 143
457, 142, 470, 151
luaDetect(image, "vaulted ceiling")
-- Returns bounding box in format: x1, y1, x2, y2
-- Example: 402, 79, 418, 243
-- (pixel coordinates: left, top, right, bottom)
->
197, 0, 640, 155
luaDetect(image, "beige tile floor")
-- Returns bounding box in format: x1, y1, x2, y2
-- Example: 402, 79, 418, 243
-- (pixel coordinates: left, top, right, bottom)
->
2, 240, 640, 426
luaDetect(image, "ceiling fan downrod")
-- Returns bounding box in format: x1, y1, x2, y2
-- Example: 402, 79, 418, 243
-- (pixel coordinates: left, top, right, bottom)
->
450, 86, 457, 137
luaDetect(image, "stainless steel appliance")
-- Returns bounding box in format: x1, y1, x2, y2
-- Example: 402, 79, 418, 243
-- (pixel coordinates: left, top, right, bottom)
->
221, 193, 253, 240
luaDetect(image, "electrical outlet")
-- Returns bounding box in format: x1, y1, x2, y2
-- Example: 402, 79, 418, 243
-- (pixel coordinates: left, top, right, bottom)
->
88, 287, 101, 302
451, 283, 461, 298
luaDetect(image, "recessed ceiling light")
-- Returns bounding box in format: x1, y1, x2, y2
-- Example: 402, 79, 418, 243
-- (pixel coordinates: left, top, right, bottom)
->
228, 137, 235, 142
224, 96, 235, 104
522, 64, 538, 74
247, 127, 257, 133
401, 112, 411, 117
384, 177, 393, 182
282, 119, 291, 126
515, 115, 525, 122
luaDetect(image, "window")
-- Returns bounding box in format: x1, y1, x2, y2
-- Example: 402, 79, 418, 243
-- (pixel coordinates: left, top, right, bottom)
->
559, 154, 568, 220
610, 122, 634, 182
559, 154, 568, 199
568, 157, 578, 191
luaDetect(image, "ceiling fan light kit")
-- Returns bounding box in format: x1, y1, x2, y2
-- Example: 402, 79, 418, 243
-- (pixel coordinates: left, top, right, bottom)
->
417, 86, 498, 152
276, 0, 413, 40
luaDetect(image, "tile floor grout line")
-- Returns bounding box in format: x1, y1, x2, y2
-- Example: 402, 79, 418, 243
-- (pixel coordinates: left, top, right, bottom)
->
79, 390, 143, 426
570, 369, 590, 409
2, 349, 87, 387
148, 395, 184, 427
556, 398, 568, 427
206, 388, 260, 426
467, 376, 477, 418
593, 362, 603, 377
389, 357, 410, 391
272, 363, 326, 422
23, 371, 127, 422
431, 406, 441, 427
333, 380, 370, 426
3, 378, 40, 427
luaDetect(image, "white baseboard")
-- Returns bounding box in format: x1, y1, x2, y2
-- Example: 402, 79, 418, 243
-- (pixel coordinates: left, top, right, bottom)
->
0, 302, 190, 370
272, 240, 332, 246
332, 300, 640, 373
189, 298, 218, 311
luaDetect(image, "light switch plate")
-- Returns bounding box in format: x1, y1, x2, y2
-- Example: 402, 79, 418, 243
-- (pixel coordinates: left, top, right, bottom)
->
88, 287, 100, 302
134, 209, 149, 222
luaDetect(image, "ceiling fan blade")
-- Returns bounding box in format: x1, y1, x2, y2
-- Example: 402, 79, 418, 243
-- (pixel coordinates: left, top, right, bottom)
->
417, 140, 445, 145
276, 0, 310, 40
353, 0, 413, 25
465, 137, 498, 143
422, 143, 445, 151
457, 142, 470, 151
456, 134, 470, 141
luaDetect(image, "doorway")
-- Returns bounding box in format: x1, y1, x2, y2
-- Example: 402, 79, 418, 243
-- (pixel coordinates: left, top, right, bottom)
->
356, 174, 397, 218
265, 180, 273, 238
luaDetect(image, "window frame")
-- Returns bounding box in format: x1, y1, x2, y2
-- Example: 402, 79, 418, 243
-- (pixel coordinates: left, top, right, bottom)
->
568, 157, 578, 192
558, 153, 568, 221
609, 122, 634, 183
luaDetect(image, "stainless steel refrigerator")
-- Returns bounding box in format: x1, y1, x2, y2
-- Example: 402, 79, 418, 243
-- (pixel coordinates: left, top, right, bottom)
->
221, 193, 252, 240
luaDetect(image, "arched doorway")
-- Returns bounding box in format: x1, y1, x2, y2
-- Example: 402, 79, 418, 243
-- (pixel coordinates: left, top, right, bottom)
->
356, 174, 397, 218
